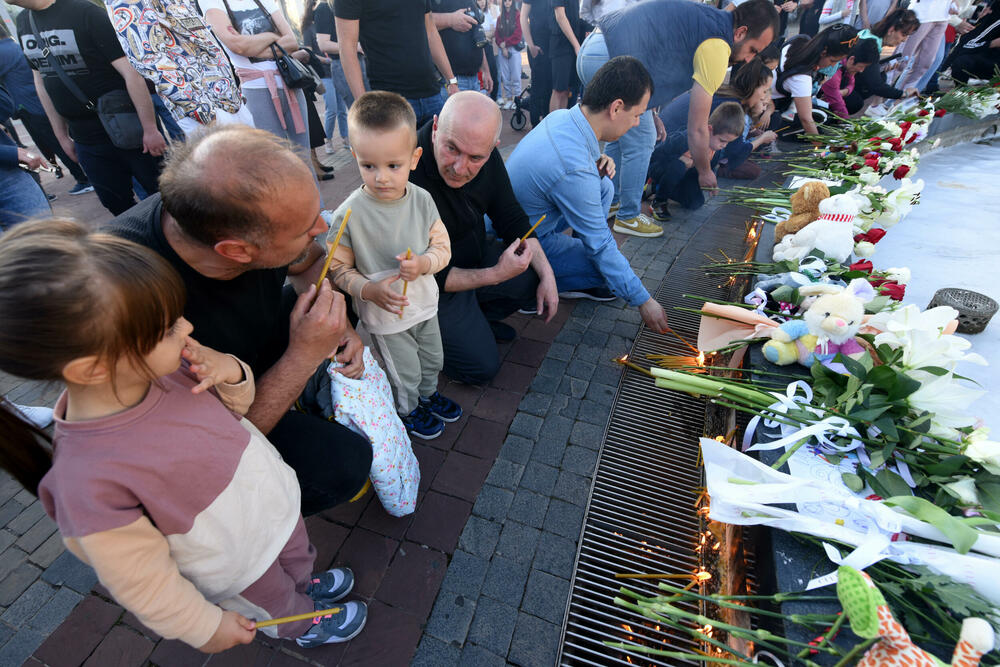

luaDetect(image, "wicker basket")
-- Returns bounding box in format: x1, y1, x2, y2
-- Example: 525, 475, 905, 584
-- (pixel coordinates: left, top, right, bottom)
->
927, 288, 999, 334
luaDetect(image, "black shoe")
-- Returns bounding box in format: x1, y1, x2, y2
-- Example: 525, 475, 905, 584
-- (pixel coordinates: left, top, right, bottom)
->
557, 287, 617, 301
46, 193, 57, 202
69, 182, 94, 195
317, 163, 334, 173
318, 172, 335, 181
53, 166, 64, 179
489, 321, 517, 343
651, 199, 671, 222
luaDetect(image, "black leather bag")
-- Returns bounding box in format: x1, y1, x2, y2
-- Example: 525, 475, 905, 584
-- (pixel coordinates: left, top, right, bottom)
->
269, 42, 313, 89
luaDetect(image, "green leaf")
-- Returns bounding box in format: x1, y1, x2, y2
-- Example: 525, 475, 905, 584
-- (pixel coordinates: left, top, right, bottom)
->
850, 405, 892, 422
867, 366, 898, 391
884, 496, 979, 554
865, 295, 893, 313
836, 353, 868, 381
977, 481, 1000, 516
873, 416, 899, 442
876, 469, 913, 498
868, 449, 887, 470
842, 472, 864, 492
888, 373, 922, 402
924, 456, 969, 477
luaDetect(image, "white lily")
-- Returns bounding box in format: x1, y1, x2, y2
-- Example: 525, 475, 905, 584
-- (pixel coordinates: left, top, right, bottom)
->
943, 477, 980, 505
907, 372, 984, 429
964, 435, 1000, 475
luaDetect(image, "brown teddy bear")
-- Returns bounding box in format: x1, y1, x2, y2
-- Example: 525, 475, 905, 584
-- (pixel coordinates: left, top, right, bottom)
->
774, 181, 831, 242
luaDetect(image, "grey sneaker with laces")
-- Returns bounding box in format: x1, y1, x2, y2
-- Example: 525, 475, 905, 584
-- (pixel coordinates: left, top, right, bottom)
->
295, 601, 368, 647
306, 567, 354, 604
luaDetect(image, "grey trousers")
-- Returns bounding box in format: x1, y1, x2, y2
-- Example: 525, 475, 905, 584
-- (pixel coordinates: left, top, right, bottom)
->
369, 317, 444, 415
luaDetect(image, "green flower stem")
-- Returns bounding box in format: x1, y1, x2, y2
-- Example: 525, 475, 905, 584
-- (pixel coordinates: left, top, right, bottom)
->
653, 583, 837, 625
603, 642, 824, 667
771, 438, 809, 470
614, 597, 755, 661
831, 637, 880, 667
796, 611, 845, 659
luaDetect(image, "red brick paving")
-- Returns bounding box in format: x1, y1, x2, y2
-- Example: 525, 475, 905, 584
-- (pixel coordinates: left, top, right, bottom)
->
24, 107, 573, 667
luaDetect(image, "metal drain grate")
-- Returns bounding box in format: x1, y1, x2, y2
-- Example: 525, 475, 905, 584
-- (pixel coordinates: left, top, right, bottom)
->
557, 203, 774, 666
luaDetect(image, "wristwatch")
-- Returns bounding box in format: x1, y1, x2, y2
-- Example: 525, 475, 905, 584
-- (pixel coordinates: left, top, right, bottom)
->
447, 77, 459, 87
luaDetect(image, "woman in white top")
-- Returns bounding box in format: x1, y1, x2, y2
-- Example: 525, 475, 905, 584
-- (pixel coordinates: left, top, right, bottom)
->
201, 0, 315, 167
770, 24, 858, 136
820, 0, 858, 26
897, 0, 952, 90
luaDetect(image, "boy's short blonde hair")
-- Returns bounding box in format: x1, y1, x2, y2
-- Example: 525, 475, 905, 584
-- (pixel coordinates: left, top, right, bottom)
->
347, 91, 417, 146
708, 102, 746, 138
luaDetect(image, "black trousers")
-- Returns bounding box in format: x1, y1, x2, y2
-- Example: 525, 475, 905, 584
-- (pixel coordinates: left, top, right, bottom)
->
438, 239, 539, 384
19, 112, 89, 184
950, 53, 1000, 84
526, 45, 552, 126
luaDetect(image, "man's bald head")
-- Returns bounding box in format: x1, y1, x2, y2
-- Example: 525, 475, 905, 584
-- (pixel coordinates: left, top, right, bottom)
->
159, 124, 314, 247
433, 92, 502, 189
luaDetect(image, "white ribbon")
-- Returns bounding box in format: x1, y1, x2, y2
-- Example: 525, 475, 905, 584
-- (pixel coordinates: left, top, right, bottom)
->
760, 206, 792, 223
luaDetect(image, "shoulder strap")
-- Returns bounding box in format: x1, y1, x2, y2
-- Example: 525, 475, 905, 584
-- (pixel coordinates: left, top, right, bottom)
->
248, 0, 279, 32
776, 36, 812, 98
28, 11, 95, 110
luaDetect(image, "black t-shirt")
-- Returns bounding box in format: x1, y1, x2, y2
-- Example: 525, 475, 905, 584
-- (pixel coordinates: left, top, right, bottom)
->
16, 0, 127, 145
549, 0, 583, 56
314, 2, 338, 57
409, 122, 531, 291
335, 0, 440, 98
105, 194, 292, 379
524, 0, 552, 44
431, 0, 484, 77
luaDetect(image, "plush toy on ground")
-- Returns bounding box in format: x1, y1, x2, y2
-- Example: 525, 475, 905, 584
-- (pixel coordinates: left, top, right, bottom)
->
836, 565, 995, 667
774, 181, 831, 242
772, 193, 862, 264
762, 278, 874, 369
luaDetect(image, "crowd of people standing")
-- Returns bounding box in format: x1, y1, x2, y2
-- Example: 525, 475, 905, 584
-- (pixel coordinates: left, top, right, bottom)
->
1, 0, 998, 658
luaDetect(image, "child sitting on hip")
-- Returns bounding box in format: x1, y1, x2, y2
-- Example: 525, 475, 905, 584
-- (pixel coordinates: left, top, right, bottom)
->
0, 220, 366, 654
328, 91, 462, 441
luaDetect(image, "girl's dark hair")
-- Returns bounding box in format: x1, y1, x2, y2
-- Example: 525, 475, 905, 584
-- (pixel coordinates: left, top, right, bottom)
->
871, 8, 920, 38
718, 57, 773, 104
497, 0, 518, 38
785, 24, 859, 71
849, 36, 881, 64
758, 41, 782, 64
0, 219, 186, 493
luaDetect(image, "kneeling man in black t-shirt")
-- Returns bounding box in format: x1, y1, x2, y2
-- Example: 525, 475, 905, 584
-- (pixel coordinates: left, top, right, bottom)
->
107, 124, 372, 515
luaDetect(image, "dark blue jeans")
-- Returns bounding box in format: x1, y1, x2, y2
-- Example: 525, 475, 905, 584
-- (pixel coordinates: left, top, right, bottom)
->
73, 140, 162, 216
406, 93, 446, 129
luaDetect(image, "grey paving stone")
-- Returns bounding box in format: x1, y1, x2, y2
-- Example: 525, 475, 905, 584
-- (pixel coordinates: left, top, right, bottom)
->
595, 305, 622, 321
494, 521, 541, 565
498, 435, 533, 465
0, 561, 41, 606
617, 307, 643, 323
27, 586, 83, 634
588, 316, 615, 333
563, 317, 587, 332
614, 320, 640, 338
508, 413, 543, 440
440, 550, 489, 599
0, 502, 24, 531
40, 550, 97, 594
481, 556, 530, 606
533, 532, 578, 580
15, 516, 57, 554
584, 330, 609, 347
26, 532, 63, 569
425, 592, 477, 645
0, 531, 13, 556
484, 459, 524, 491
537, 415, 572, 448
518, 462, 558, 496
458, 643, 507, 667
552, 328, 582, 345
557, 377, 588, 398
0, 477, 21, 505
543, 499, 586, 540
0, 546, 26, 580
6, 503, 45, 536
545, 343, 574, 362
536, 358, 568, 379
509, 613, 561, 667
522, 570, 571, 625
0, 580, 53, 627
565, 360, 596, 381
553, 470, 591, 507
556, 397, 581, 420
12, 490, 34, 506
569, 421, 604, 450
593, 362, 624, 387
605, 334, 631, 353
528, 372, 559, 394
562, 446, 599, 476
572, 301, 598, 317
517, 392, 552, 418
0, 622, 13, 649
507, 489, 549, 529
473, 485, 515, 522
457, 517, 503, 559
465, 596, 519, 657
528, 437, 565, 468
573, 344, 602, 364
577, 399, 612, 426
585, 382, 617, 407
0, 627, 46, 667
412, 634, 461, 665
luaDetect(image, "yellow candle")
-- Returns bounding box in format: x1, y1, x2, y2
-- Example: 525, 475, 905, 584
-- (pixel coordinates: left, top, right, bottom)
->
254, 606, 341, 629
315, 208, 351, 290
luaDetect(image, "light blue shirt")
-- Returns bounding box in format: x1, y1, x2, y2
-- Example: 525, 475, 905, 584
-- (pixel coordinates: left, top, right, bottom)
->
507, 105, 650, 306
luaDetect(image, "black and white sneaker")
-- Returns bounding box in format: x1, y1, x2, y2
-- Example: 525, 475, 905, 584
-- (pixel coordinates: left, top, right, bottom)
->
557, 287, 617, 301
69, 182, 94, 195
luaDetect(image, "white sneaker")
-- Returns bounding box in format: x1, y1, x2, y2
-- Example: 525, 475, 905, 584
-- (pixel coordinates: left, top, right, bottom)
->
13, 404, 54, 428
498, 97, 508, 108
324, 139, 334, 155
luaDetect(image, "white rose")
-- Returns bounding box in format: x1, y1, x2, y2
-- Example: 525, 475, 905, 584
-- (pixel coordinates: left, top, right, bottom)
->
885, 267, 911, 284
859, 171, 882, 186
943, 477, 980, 505
964, 438, 1000, 475
854, 241, 876, 257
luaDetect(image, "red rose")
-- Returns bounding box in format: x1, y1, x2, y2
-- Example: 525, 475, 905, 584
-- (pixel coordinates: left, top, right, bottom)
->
906, 133, 918, 144
854, 228, 887, 244
899, 121, 912, 134
879, 281, 906, 300
917, 109, 930, 117
851, 163, 862, 170
888, 137, 903, 151
869, 276, 888, 288
868, 137, 882, 144
865, 156, 880, 168
934, 108, 947, 117
849, 260, 874, 274
893, 165, 911, 179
